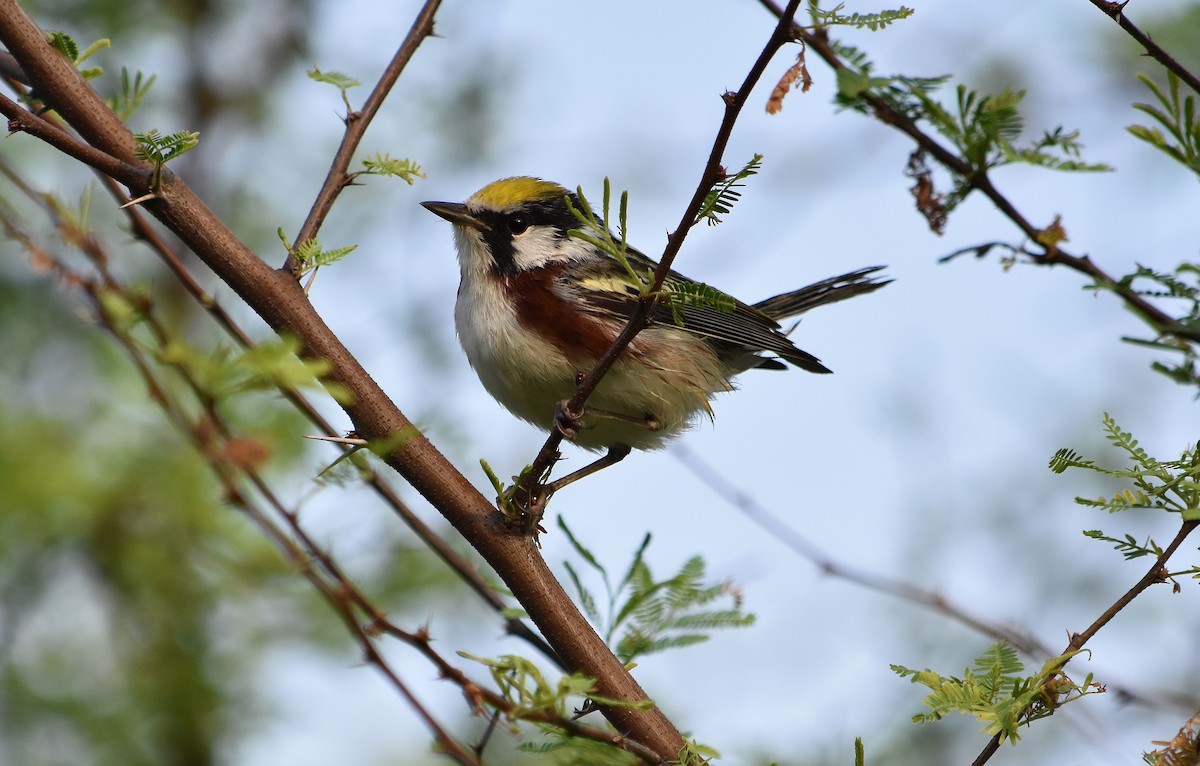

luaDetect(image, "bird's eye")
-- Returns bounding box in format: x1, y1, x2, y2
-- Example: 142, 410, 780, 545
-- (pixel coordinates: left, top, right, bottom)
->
506, 215, 529, 235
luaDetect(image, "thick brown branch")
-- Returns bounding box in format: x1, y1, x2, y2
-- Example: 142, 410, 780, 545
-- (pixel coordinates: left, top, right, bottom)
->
0, 4, 139, 161
94, 173, 560, 663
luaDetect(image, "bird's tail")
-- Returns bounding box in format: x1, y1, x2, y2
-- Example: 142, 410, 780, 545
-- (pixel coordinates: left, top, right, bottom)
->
753, 266, 890, 320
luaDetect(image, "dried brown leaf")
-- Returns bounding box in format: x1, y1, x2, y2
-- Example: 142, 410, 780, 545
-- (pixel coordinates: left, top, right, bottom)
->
905, 150, 947, 235
766, 50, 812, 115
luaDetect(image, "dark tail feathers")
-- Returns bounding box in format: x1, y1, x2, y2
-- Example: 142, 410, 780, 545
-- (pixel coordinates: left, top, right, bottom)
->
753, 266, 890, 320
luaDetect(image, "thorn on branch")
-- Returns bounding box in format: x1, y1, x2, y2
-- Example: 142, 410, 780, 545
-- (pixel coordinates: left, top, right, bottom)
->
303, 432, 369, 446
363, 618, 385, 638
462, 681, 486, 716
120, 191, 159, 209
1097, 0, 1130, 19
1154, 564, 1170, 584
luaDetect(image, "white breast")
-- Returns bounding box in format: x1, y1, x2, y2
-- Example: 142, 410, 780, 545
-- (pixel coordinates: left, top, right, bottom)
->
450, 229, 732, 451
455, 271, 579, 431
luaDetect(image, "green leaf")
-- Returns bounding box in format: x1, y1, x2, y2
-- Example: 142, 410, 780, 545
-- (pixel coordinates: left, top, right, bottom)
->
288, 236, 357, 278
808, 2, 915, 31
47, 31, 80, 62
1048, 448, 1095, 474
563, 561, 602, 626
559, 524, 753, 663
134, 129, 201, 189
565, 179, 646, 291
309, 67, 361, 113
75, 37, 111, 65
1054, 415, 1200, 563
894, 642, 1097, 743
1127, 73, 1200, 177
661, 280, 736, 326
358, 153, 425, 184
557, 516, 607, 577
695, 154, 763, 226
108, 67, 157, 120
308, 66, 361, 91
1082, 530, 1162, 560
46, 31, 109, 80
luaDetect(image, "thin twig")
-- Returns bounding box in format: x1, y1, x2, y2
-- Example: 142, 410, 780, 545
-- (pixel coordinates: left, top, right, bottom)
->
63, 244, 483, 761
389, 623, 666, 765
970, 520, 1199, 766
70, 244, 648, 762
82, 267, 480, 763
285, 0, 444, 273
514, 0, 808, 509
672, 445, 1049, 654
0, 35, 556, 659
674, 444, 1197, 714
0, 91, 144, 185
0, 3, 797, 755
12, 201, 483, 760
753, 0, 1200, 347
1086, 0, 1200, 96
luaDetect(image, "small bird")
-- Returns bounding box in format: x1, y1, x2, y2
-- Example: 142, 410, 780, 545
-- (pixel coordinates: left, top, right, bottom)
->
423, 177, 888, 490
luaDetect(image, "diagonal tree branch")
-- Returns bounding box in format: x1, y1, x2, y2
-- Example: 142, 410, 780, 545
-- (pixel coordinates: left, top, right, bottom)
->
674, 444, 1198, 714
93, 170, 562, 665
971, 520, 1198, 766
513, 0, 808, 510
0, 1, 686, 757
1086, 0, 1200, 96
1, 63, 558, 660
754, 0, 1200, 348
286, 0, 444, 272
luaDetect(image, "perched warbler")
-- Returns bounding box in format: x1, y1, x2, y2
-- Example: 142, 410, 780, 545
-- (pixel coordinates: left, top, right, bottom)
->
423, 177, 888, 489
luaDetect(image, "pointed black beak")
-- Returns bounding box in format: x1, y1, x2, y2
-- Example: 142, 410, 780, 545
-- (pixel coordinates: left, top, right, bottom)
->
421, 201, 490, 232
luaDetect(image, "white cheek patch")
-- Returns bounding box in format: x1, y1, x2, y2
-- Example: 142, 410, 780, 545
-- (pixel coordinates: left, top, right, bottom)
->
510, 228, 597, 272
509, 227, 563, 272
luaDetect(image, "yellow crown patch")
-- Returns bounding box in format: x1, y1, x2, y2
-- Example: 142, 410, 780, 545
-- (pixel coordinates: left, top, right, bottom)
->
468, 177, 567, 210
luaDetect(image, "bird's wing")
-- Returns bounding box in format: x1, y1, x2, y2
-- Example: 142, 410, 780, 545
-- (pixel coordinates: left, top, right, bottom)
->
563, 248, 831, 373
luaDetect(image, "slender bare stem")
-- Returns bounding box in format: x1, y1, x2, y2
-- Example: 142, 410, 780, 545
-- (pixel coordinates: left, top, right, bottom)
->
513, 0, 808, 510
1086, 0, 1200, 95
970, 521, 1199, 766
753, 0, 1200, 347
285, 0, 444, 272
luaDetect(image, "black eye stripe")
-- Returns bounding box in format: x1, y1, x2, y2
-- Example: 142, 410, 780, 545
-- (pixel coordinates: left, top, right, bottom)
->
521, 197, 584, 234
478, 194, 595, 275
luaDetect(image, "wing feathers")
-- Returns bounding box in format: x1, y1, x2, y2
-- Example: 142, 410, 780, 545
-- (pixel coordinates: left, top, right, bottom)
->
562, 249, 886, 375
